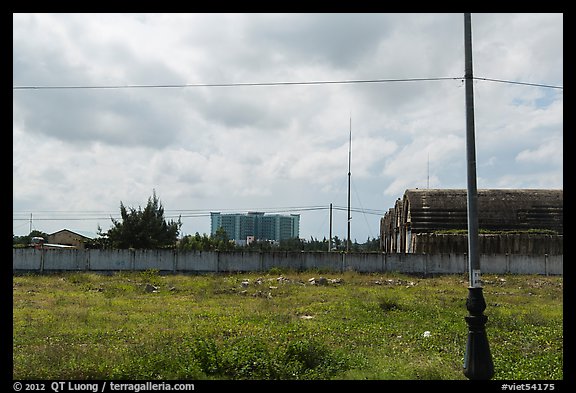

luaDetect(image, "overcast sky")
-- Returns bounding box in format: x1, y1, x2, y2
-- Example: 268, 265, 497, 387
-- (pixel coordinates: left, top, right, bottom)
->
13, 13, 563, 243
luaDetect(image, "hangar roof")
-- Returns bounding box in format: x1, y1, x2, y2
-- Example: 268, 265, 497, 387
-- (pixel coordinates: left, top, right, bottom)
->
401, 189, 563, 234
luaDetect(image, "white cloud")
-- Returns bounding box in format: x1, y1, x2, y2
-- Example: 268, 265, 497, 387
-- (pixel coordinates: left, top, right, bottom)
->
516, 138, 563, 165
13, 13, 563, 240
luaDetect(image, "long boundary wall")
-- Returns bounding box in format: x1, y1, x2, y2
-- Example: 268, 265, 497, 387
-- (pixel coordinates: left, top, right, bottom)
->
12, 249, 562, 275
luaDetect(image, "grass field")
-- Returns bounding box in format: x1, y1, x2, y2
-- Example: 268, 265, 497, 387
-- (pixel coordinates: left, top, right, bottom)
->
12, 269, 563, 380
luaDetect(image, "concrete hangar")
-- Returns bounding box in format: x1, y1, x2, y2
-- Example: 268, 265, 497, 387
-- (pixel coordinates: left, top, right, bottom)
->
380, 189, 563, 254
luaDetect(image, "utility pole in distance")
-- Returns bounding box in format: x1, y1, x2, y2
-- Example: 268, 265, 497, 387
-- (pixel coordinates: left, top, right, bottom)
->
462, 12, 494, 380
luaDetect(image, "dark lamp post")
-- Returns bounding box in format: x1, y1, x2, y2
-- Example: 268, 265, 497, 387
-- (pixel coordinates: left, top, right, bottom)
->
463, 13, 494, 380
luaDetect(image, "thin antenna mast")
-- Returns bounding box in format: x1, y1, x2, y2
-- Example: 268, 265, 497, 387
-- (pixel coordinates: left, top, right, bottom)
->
329, 203, 333, 252
427, 152, 430, 189
347, 116, 352, 253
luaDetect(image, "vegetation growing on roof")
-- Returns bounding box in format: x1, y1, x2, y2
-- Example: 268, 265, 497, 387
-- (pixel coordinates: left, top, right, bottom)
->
432, 229, 560, 235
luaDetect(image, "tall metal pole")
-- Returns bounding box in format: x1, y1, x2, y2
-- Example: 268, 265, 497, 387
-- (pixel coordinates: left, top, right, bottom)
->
463, 12, 494, 380
347, 117, 352, 253
427, 152, 430, 189
329, 203, 333, 252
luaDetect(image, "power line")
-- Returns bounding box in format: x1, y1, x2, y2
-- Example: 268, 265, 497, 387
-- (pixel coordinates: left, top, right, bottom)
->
351, 177, 376, 240
12, 205, 386, 222
12, 77, 461, 90
12, 75, 562, 91
472, 77, 563, 90
332, 206, 387, 216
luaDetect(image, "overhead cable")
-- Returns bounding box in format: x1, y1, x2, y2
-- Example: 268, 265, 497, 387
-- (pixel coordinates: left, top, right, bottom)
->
12, 75, 562, 90
12, 77, 461, 90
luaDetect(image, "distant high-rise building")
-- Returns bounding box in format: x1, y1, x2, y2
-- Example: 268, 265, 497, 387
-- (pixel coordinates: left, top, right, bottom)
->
210, 212, 300, 244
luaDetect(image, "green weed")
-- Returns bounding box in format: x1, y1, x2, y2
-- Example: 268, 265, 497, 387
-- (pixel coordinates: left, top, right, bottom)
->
12, 271, 562, 380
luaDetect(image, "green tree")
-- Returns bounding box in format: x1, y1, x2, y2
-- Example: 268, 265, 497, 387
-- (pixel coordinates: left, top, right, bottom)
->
361, 237, 381, 252
103, 191, 181, 249
278, 237, 304, 251
332, 235, 343, 251
13, 230, 50, 247
178, 232, 220, 251
179, 233, 202, 251
211, 227, 235, 251
246, 239, 273, 251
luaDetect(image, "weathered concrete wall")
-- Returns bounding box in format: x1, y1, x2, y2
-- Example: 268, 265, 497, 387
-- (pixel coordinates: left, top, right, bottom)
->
218, 251, 261, 272
89, 249, 133, 271
133, 249, 175, 271
387, 253, 426, 274
43, 249, 83, 271
345, 253, 383, 272
176, 251, 218, 272
263, 252, 304, 271
424, 253, 466, 274
546, 254, 563, 275
411, 233, 563, 255
13, 249, 563, 275
480, 254, 509, 275
305, 251, 345, 271
12, 248, 42, 271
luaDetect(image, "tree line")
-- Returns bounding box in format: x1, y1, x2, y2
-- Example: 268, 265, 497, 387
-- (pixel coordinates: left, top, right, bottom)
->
177, 231, 380, 252
13, 191, 381, 252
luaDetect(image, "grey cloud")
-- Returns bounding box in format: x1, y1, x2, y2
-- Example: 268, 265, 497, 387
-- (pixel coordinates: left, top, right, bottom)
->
13, 14, 192, 148
12, 13, 563, 241
244, 13, 394, 70
193, 90, 288, 130
14, 90, 183, 148
182, 13, 396, 78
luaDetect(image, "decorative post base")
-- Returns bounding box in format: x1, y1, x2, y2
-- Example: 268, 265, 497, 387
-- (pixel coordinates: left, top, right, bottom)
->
463, 287, 494, 380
